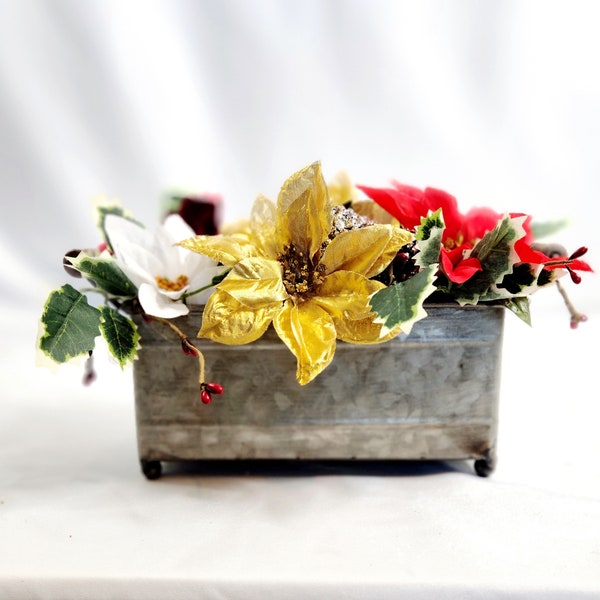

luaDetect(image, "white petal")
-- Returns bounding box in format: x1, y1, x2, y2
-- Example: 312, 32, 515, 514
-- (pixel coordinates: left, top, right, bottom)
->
105, 215, 162, 286
111, 239, 162, 288
153, 220, 190, 276
163, 214, 196, 244
105, 214, 155, 253
138, 283, 190, 318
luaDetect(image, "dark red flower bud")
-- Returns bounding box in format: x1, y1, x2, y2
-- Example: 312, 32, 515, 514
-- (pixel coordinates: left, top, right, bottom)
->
204, 382, 224, 395
569, 246, 588, 260
82, 352, 96, 386
200, 390, 212, 404
568, 268, 582, 284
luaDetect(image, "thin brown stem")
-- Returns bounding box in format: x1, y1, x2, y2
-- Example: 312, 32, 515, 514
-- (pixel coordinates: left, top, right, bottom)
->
556, 279, 588, 328
151, 315, 206, 382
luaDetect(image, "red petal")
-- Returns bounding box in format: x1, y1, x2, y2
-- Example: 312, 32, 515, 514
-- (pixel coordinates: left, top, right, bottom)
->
440, 248, 483, 284
463, 207, 503, 242
514, 238, 550, 264
357, 185, 423, 229
422, 188, 462, 241
569, 259, 593, 272
543, 258, 593, 272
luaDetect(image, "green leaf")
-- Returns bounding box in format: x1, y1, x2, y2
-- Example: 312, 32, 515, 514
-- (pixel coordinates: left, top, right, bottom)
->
503, 297, 532, 326
369, 264, 438, 336
415, 209, 444, 268
530, 218, 569, 239
99, 307, 140, 368
451, 215, 524, 304
39, 284, 101, 363
67, 252, 138, 298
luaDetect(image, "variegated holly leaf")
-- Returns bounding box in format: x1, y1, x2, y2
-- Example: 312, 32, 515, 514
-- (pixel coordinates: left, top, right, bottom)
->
67, 252, 137, 299
370, 264, 438, 336
451, 215, 525, 304
415, 209, 444, 268
503, 296, 532, 326
39, 284, 101, 363
99, 306, 140, 367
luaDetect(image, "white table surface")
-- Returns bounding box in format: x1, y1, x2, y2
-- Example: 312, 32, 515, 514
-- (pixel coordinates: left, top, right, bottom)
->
1, 300, 600, 600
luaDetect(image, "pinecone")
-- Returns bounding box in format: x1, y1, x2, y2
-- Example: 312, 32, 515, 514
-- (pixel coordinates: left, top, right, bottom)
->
374, 240, 420, 286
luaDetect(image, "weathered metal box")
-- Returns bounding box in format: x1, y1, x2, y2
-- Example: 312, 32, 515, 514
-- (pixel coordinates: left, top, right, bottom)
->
133, 304, 504, 478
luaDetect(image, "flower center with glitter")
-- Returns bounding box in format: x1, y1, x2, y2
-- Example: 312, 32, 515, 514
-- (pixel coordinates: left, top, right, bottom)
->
278, 243, 325, 299
155, 274, 189, 292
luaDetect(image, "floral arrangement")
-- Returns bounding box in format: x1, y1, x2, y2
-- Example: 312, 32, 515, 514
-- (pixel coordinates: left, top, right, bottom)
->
38, 162, 592, 397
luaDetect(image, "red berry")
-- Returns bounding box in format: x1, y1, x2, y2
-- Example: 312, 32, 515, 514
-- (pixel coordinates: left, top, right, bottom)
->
204, 382, 224, 395
200, 390, 212, 404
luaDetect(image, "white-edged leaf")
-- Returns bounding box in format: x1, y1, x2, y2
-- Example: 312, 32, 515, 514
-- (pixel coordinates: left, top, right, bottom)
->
415, 209, 444, 268
369, 264, 438, 336
451, 215, 524, 304
99, 306, 140, 368
503, 297, 532, 326
68, 252, 138, 298
39, 284, 101, 363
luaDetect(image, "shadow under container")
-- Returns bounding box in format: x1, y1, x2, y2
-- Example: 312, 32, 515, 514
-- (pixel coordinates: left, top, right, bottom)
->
133, 304, 504, 479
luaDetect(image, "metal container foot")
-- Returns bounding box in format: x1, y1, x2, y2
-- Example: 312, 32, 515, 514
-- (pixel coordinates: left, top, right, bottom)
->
141, 459, 162, 480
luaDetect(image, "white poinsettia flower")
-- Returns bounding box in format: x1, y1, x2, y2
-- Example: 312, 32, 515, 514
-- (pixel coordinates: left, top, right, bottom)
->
104, 213, 222, 318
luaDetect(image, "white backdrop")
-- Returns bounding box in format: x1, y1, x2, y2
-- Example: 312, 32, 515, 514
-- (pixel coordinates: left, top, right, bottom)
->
1, 0, 598, 312
1, 2, 600, 598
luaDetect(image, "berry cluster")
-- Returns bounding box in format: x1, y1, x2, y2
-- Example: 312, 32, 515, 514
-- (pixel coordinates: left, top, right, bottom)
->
181, 338, 224, 405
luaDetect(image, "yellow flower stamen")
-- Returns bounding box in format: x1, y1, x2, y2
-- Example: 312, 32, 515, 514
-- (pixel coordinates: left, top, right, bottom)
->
155, 274, 189, 291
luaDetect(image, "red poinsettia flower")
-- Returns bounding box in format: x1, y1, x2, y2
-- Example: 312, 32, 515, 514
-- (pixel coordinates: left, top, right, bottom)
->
358, 182, 503, 283
359, 182, 593, 285
440, 246, 483, 284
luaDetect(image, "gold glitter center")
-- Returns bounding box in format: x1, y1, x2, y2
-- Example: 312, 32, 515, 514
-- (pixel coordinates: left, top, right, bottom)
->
278, 243, 325, 300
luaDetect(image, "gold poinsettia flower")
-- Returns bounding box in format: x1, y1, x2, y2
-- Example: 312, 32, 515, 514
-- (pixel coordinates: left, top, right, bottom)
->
179, 162, 412, 384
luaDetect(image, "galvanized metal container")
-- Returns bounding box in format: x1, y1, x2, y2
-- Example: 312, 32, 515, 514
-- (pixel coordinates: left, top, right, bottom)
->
133, 304, 504, 479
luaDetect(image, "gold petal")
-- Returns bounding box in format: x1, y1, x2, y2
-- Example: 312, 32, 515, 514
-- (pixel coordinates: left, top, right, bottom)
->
220, 218, 251, 236
334, 313, 402, 344
250, 194, 280, 259
178, 233, 259, 267
312, 271, 397, 343
321, 225, 412, 278
273, 300, 336, 385
351, 199, 397, 225
277, 162, 332, 259
327, 171, 361, 206
217, 257, 288, 307
313, 270, 384, 322
198, 288, 279, 345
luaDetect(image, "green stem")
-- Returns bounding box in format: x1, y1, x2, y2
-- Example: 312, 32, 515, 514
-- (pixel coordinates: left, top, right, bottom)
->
181, 269, 231, 301
180, 282, 215, 301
